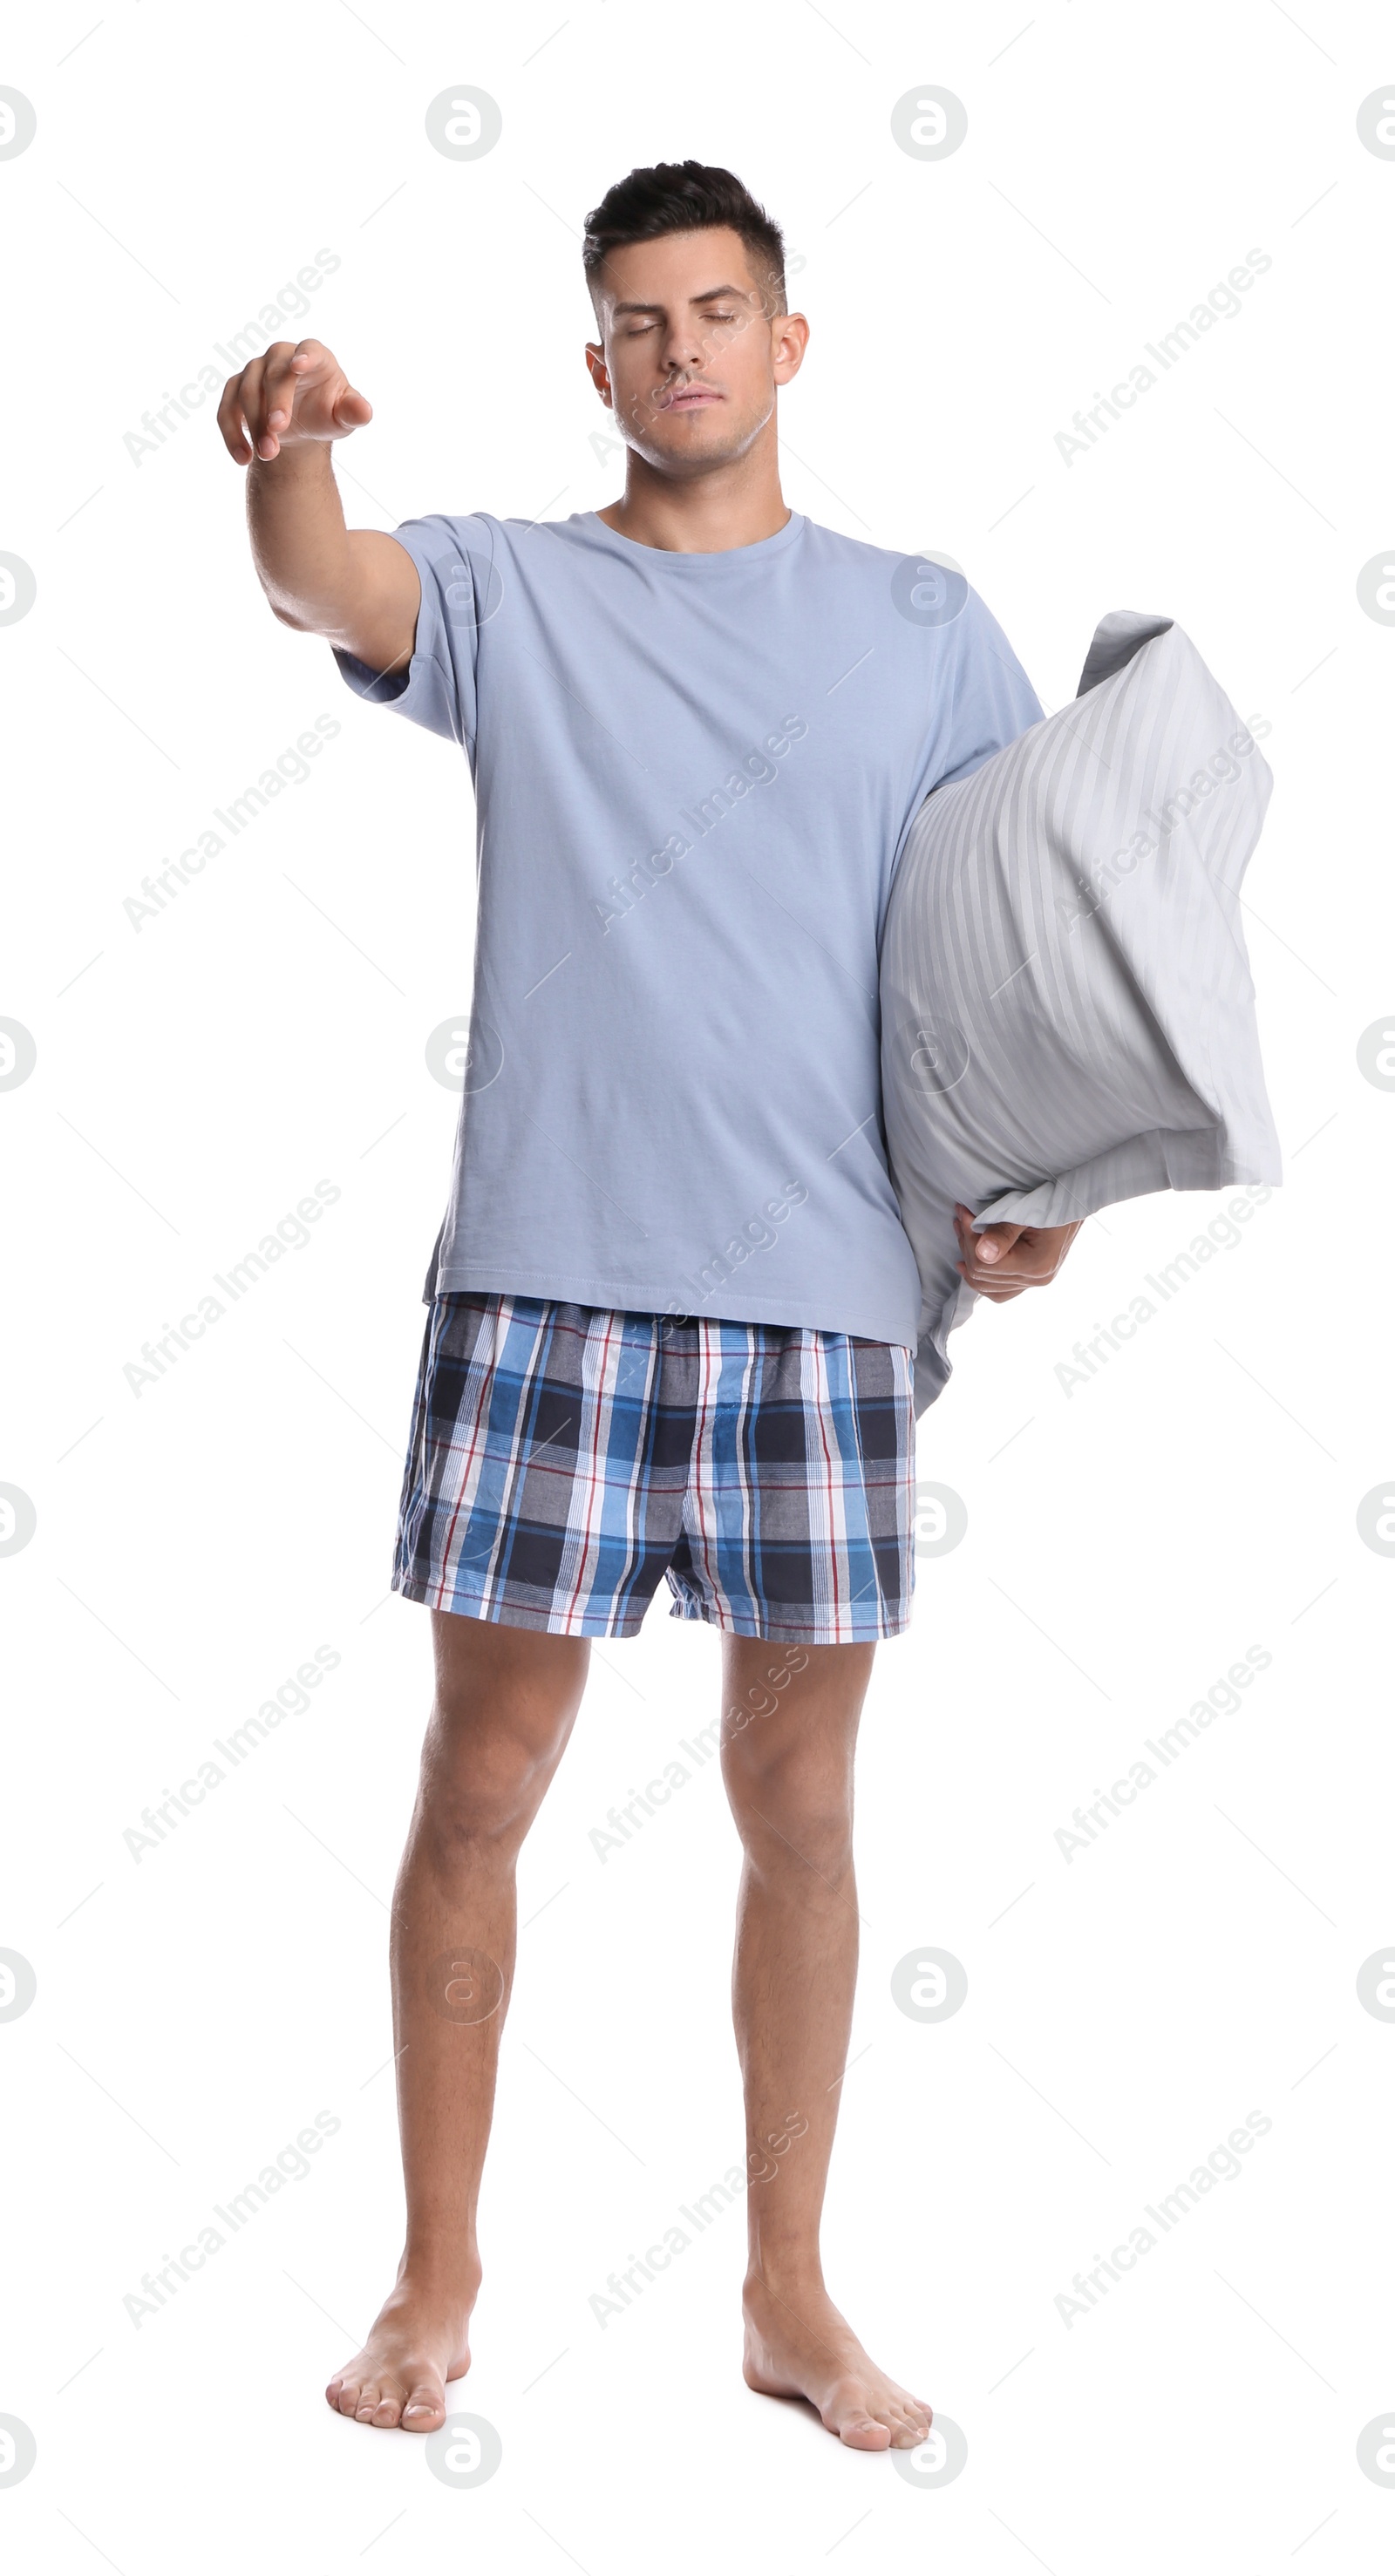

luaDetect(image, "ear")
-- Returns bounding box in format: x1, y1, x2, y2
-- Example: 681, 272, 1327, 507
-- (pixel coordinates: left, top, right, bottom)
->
583, 342, 612, 407
771, 309, 810, 387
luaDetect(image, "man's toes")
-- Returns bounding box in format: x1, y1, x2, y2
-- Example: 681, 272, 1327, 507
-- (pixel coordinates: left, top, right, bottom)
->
839, 2410, 892, 2450
353, 2377, 384, 2421
402, 2382, 445, 2430
369, 2384, 406, 2427
332, 2376, 363, 2417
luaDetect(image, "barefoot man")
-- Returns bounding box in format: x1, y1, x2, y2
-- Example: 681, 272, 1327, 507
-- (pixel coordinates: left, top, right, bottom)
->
218, 159, 1076, 2448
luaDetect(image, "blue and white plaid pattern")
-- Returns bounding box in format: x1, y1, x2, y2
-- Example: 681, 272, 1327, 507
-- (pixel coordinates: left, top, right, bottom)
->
393, 1293, 916, 1642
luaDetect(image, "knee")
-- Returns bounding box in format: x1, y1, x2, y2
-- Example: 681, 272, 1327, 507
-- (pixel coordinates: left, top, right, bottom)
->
419, 1699, 561, 1853
724, 1735, 854, 1887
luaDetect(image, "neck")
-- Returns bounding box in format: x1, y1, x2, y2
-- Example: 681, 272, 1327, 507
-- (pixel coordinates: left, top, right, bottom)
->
597, 424, 790, 555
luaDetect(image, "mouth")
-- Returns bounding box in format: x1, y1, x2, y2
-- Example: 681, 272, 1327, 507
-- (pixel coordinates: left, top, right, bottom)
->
659, 384, 724, 411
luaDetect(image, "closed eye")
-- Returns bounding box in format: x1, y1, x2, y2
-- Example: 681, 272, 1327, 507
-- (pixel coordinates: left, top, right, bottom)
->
622, 309, 739, 336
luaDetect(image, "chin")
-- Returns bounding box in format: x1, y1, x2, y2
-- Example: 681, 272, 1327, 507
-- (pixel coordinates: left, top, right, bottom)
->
639, 418, 752, 472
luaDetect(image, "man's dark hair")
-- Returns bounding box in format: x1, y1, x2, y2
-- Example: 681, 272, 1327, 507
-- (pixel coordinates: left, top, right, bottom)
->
582, 161, 786, 314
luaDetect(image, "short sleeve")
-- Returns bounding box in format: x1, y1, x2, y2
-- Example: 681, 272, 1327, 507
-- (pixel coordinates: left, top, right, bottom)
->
331, 512, 500, 754
933, 586, 1045, 791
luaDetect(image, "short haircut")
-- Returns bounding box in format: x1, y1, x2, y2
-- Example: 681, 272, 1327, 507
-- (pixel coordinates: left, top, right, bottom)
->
582, 160, 787, 314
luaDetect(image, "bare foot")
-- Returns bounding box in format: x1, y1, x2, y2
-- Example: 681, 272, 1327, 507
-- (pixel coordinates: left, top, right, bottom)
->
742, 2272, 932, 2451
325, 2270, 478, 2431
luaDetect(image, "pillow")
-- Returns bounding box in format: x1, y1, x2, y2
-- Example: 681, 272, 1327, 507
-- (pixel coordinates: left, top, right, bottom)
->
880, 609, 1282, 1417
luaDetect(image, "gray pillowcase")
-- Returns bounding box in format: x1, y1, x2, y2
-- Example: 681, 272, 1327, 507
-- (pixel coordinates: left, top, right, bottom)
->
881, 609, 1282, 1416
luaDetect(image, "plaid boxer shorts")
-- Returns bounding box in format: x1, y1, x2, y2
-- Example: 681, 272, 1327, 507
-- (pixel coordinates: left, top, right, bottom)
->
392, 1292, 917, 1643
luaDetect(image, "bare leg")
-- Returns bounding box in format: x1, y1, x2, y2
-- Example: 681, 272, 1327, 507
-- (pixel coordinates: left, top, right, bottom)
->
326, 1612, 589, 2430
720, 1636, 933, 2450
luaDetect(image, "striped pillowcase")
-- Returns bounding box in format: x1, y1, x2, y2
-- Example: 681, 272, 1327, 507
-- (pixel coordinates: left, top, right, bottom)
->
881, 610, 1282, 1415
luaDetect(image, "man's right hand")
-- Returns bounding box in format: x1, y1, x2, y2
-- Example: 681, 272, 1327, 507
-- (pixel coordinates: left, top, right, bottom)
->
217, 338, 373, 466
221, 338, 418, 673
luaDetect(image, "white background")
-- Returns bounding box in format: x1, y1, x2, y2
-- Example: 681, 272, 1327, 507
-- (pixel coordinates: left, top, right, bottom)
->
3, 2, 1393, 2568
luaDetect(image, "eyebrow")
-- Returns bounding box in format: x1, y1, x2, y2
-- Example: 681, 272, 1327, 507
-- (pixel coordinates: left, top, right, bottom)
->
609, 282, 753, 316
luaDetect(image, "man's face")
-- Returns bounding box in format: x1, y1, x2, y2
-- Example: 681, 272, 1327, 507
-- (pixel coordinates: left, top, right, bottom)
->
585, 225, 807, 477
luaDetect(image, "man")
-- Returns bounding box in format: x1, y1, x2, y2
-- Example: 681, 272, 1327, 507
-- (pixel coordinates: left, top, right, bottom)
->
218, 160, 1078, 2450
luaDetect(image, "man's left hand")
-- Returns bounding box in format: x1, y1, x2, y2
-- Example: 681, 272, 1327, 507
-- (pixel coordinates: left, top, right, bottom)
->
953, 1201, 1081, 1303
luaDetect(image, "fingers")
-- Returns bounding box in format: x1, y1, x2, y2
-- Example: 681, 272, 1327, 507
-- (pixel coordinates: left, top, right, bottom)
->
267, 336, 339, 429
967, 1220, 1020, 1268
216, 357, 261, 462
262, 343, 314, 436
249, 339, 308, 459
330, 383, 374, 432
218, 343, 292, 464
952, 1205, 1063, 1302
956, 1255, 1028, 1302
216, 338, 371, 466
952, 1205, 1019, 1281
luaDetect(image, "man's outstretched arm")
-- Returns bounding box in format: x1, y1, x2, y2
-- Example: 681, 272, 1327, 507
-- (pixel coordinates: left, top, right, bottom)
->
217, 335, 419, 676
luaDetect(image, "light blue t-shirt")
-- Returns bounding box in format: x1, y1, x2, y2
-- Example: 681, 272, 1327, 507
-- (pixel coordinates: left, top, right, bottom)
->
334, 509, 1043, 1343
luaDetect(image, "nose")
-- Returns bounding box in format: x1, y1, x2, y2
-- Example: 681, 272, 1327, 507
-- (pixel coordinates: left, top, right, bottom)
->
657, 318, 710, 377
